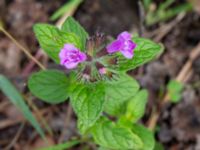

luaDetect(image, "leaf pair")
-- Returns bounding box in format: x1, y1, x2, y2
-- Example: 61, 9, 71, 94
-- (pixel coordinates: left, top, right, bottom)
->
93, 86, 152, 149
91, 118, 143, 150
104, 75, 148, 123
28, 70, 143, 134
104, 74, 139, 116
91, 118, 155, 150
28, 70, 105, 133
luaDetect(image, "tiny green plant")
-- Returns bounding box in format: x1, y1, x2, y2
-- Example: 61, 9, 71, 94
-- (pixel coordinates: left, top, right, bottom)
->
143, 0, 193, 26
167, 79, 184, 103
28, 16, 163, 149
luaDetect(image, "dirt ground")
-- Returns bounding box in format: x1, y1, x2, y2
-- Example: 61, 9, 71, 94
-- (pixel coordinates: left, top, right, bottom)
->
0, 0, 200, 149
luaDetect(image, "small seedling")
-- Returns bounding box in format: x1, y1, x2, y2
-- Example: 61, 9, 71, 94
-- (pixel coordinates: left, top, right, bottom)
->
167, 79, 184, 103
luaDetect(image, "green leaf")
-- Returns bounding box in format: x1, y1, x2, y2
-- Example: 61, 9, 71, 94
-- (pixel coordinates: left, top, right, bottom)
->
98, 147, 111, 150
91, 118, 143, 150
132, 124, 155, 150
38, 140, 80, 150
50, 0, 83, 21
33, 24, 81, 63
143, 0, 152, 10
125, 90, 148, 122
62, 17, 88, 50
0, 75, 45, 139
159, 0, 175, 10
70, 83, 105, 133
153, 142, 164, 150
117, 37, 163, 71
167, 80, 183, 103
28, 70, 69, 104
104, 74, 139, 116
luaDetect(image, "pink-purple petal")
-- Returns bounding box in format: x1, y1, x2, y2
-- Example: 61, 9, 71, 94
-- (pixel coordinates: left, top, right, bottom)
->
59, 49, 67, 59
106, 40, 123, 53
64, 62, 79, 69
117, 31, 131, 40
121, 40, 136, 59
121, 49, 134, 59
79, 52, 87, 61
64, 44, 78, 50
123, 40, 136, 51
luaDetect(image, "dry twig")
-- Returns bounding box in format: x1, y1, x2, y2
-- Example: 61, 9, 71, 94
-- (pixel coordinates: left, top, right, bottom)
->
58, 105, 73, 143
4, 122, 25, 150
148, 43, 200, 130
154, 12, 186, 42
0, 27, 46, 70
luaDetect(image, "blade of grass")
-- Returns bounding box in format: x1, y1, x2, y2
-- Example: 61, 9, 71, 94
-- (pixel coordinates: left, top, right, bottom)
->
37, 140, 80, 150
0, 75, 46, 139
159, 0, 175, 11
50, 0, 83, 21
146, 2, 192, 25
24, 95, 53, 136
162, 3, 193, 20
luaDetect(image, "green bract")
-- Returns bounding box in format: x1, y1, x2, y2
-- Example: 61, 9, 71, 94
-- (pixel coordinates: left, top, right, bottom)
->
29, 17, 163, 150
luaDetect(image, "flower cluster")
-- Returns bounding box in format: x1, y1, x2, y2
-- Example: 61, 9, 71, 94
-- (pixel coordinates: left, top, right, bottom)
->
59, 31, 137, 81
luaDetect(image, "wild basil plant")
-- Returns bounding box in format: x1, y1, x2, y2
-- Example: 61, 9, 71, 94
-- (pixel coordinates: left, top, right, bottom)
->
28, 17, 163, 150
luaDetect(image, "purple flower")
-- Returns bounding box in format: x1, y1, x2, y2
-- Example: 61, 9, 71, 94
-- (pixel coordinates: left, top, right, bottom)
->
59, 44, 87, 69
106, 31, 136, 59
